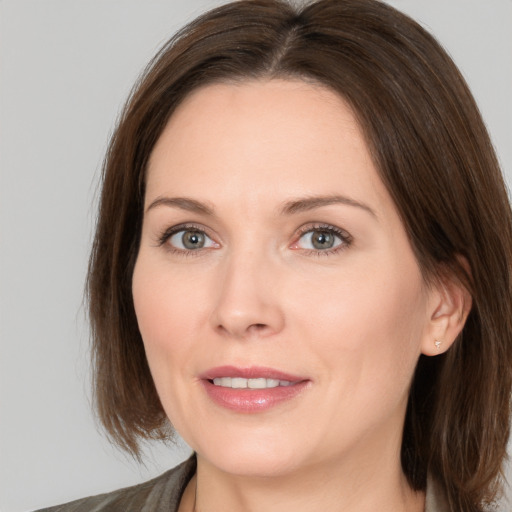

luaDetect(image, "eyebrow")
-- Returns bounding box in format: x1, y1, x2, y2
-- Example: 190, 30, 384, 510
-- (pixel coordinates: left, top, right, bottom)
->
281, 195, 377, 218
145, 194, 376, 218
145, 196, 214, 215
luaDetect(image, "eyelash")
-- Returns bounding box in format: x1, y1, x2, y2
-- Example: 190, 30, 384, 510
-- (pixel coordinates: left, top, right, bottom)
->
157, 223, 216, 257
293, 223, 353, 256
156, 222, 353, 256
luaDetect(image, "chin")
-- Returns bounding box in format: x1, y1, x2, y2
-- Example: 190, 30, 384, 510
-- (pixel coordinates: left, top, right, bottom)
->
193, 430, 312, 478
211, 450, 305, 478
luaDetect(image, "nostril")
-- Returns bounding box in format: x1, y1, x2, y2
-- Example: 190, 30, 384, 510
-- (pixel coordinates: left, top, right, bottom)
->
215, 322, 272, 338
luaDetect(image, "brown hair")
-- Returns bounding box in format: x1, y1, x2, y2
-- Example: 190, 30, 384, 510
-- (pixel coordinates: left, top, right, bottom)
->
87, 1, 512, 510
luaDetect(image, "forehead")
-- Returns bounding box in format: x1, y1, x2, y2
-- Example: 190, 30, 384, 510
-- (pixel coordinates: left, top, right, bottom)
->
146, 79, 387, 215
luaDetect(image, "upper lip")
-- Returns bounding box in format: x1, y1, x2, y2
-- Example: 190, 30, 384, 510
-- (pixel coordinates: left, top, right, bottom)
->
199, 365, 307, 382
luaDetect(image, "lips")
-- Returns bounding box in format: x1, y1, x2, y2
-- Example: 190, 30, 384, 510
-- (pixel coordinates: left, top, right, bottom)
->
199, 366, 310, 413
200, 365, 305, 381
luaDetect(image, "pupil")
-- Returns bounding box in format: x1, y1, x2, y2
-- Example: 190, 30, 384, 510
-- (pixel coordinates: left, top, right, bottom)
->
312, 231, 333, 249
183, 231, 204, 249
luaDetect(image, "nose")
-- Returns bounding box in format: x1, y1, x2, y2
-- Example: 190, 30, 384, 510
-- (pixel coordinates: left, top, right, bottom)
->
210, 249, 285, 340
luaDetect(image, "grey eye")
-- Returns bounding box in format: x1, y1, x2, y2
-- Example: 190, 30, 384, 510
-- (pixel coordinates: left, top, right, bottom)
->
298, 229, 342, 250
169, 230, 215, 250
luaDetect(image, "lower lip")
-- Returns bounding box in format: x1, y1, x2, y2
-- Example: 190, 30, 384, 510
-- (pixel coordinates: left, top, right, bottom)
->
201, 380, 309, 413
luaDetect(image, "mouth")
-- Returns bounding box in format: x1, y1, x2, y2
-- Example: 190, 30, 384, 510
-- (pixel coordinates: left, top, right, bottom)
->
211, 377, 293, 388
200, 366, 309, 412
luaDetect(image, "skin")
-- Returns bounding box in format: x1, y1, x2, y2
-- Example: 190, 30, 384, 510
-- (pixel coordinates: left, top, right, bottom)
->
132, 79, 469, 512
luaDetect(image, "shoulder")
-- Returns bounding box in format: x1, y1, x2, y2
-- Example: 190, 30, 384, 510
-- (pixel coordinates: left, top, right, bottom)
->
34, 456, 196, 512
425, 474, 450, 512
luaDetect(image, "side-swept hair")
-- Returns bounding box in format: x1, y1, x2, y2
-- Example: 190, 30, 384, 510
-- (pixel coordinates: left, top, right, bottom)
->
87, 1, 512, 510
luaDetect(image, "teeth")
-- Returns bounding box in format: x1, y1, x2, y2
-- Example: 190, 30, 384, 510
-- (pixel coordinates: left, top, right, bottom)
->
212, 377, 292, 388
248, 378, 267, 389
232, 377, 246, 388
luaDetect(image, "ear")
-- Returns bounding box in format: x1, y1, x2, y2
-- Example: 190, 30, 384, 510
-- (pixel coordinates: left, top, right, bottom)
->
421, 270, 472, 356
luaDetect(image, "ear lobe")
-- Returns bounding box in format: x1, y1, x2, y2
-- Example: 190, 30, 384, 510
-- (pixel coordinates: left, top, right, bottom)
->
421, 274, 472, 356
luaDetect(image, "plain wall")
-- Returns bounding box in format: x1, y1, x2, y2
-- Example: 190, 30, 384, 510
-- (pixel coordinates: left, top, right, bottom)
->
0, 1, 511, 511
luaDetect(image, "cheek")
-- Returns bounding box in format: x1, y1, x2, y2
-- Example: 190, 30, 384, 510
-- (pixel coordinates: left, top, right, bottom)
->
292, 261, 428, 453
295, 254, 428, 394
132, 255, 210, 434
132, 255, 204, 387
132, 249, 211, 340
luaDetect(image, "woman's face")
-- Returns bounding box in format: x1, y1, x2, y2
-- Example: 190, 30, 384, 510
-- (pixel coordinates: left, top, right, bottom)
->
132, 79, 438, 477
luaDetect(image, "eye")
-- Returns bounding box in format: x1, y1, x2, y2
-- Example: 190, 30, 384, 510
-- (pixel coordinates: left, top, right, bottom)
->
167, 229, 217, 251
292, 225, 351, 253
298, 229, 341, 250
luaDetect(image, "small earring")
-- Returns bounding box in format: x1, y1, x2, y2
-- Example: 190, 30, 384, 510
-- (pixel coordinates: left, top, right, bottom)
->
434, 340, 442, 350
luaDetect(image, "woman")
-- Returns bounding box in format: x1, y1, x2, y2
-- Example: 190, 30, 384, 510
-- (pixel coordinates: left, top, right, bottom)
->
38, 0, 512, 511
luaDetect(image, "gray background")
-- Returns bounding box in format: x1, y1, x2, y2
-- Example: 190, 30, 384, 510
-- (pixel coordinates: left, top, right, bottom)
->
0, 1, 511, 511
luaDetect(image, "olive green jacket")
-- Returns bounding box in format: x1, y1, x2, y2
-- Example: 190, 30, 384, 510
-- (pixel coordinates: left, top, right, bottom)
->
36, 456, 449, 512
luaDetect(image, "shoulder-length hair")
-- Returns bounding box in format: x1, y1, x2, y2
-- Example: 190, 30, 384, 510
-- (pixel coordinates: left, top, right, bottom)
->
87, 1, 512, 510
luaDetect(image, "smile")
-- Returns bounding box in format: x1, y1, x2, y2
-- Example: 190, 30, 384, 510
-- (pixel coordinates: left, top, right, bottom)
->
212, 377, 292, 388
200, 366, 309, 412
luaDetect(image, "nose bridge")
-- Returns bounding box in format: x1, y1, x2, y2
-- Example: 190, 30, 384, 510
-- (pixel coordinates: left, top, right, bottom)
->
210, 239, 285, 339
